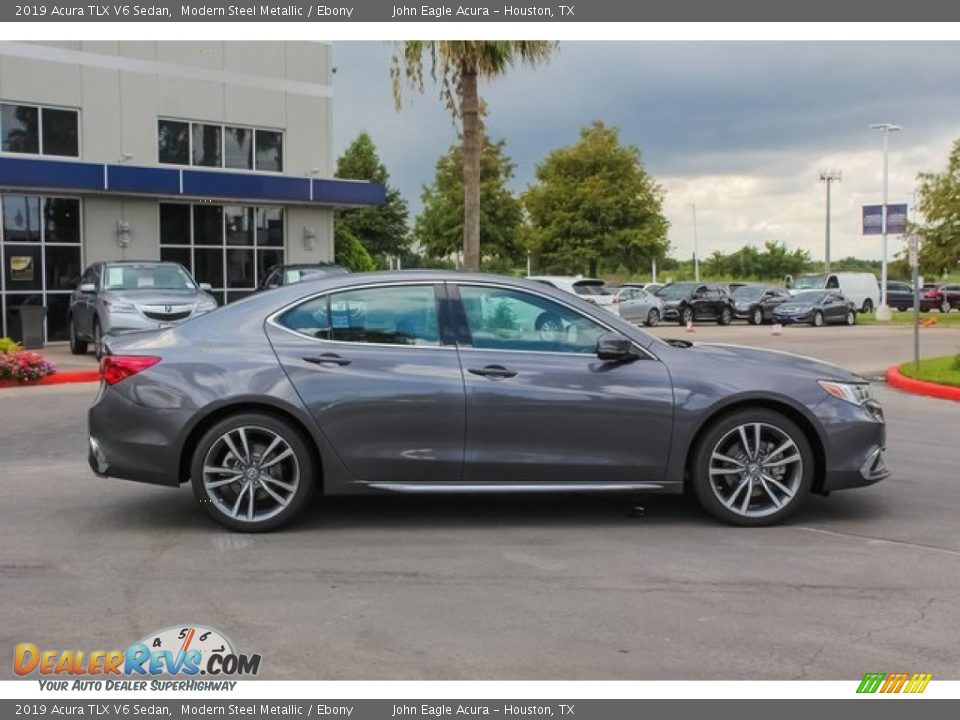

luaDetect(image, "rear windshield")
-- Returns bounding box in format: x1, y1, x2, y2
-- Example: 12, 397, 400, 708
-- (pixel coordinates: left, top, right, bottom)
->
573, 281, 611, 296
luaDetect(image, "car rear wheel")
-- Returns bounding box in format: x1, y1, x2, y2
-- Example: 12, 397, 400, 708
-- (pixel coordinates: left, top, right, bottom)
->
862, 299, 874, 314
679, 306, 694, 326
645, 308, 660, 327
68, 316, 88, 355
811, 311, 824, 327
191, 413, 316, 532
718, 307, 733, 325
749, 307, 763, 325
691, 408, 814, 526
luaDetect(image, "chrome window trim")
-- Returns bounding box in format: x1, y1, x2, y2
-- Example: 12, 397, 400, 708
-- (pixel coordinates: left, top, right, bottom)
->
265, 280, 453, 352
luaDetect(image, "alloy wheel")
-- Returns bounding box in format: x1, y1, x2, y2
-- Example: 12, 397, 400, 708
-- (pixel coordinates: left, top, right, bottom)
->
646, 308, 660, 327
707, 422, 804, 519
202, 426, 301, 523
752, 308, 762, 325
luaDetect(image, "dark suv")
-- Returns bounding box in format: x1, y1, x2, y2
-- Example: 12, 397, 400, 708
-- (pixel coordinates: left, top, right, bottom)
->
655, 283, 735, 326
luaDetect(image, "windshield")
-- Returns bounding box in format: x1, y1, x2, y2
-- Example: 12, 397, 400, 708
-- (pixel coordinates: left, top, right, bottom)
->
732, 285, 764, 300
656, 283, 697, 299
793, 274, 825, 290
790, 291, 826, 303
103, 263, 196, 291
573, 282, 611, 296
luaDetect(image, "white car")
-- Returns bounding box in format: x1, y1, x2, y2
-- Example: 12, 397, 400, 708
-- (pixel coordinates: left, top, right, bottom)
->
527, 276, 620, 316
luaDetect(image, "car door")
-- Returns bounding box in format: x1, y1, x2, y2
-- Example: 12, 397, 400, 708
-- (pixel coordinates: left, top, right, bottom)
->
762, 289, 788, 319
452, 283, 674, 483
618, 288, 643, 321
689, 285, 711, 319
266, 282, 465, 482
823, 294, 844, 322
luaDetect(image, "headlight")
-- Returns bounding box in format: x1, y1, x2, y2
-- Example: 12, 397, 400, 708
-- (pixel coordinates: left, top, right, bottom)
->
105, 301, 136, 314
195, 300, 218, 314
818, 380, 873, 406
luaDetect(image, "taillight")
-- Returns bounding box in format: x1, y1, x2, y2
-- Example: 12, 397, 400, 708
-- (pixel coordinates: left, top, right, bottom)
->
101, 355, 160, 385
610, 297, 619, 303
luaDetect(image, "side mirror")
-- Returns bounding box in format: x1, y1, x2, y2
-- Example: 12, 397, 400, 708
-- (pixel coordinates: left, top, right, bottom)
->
199, 282, 213, 291
596, 332, 635, 361
79, 283, 96, 294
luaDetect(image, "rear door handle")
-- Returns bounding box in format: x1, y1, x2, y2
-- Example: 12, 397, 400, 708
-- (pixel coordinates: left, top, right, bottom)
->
467, 364, 518, 379
304, 353, 351, 367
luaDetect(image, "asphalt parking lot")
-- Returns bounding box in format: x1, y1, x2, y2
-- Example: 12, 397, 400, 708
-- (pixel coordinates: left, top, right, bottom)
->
2, 331, 959, 680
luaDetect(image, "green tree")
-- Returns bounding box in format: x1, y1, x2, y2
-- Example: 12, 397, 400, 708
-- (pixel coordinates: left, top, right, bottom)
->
916, 138, 960, 276
334, 131, 409, 265
523, 121, 669, 277
414, 135, 523, 267
334, 224, 375, 272
391, 41, 556, 271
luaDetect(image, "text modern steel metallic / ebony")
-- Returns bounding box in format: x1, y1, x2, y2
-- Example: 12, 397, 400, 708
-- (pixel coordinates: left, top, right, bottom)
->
88, 271, 889, 531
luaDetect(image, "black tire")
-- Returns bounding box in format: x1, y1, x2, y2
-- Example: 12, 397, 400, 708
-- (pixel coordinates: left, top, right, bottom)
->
862, 299, 874, 314
811, 311, 824, 327
718, 307, 733, 326
645, 308, 660, 327
845, 309, 856, 326
92, 319, 104, 360
68, 315, 88, 355
679, 306, 694, 326
535, 312, 564, 340
749, 307, 763, 326
190, 412, 316, 532
690, 408, 814, 527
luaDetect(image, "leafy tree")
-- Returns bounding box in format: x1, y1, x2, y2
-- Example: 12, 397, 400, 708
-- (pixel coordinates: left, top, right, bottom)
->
334, 132, 409, 265
414, 135, 524, 267
391, 41, 556, 271
334, 225, 375, 272
523, 121, 669, 277
916, 138, 960, 276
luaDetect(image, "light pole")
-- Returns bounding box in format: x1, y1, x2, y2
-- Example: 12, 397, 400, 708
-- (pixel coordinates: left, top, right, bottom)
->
869, 123, 901, 321
819, 170, 841, 277
687, 203, 700, 282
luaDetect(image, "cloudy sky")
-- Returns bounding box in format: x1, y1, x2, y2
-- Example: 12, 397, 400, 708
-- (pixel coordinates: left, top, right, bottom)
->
331, 42, 960, 263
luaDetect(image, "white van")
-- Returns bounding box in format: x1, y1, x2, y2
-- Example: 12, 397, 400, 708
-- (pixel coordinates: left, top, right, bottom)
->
788, 272, 879, 313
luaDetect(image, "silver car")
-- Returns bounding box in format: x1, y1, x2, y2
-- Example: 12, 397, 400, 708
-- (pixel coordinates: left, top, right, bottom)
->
612, 286, 663, 326
69, 261, 218, 357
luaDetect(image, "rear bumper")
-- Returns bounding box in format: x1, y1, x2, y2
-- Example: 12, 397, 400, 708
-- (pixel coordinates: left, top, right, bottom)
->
87, 383, 186, 487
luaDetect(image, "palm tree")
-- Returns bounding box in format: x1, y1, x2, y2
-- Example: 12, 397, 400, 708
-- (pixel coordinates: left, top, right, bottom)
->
391, 41, 556, 271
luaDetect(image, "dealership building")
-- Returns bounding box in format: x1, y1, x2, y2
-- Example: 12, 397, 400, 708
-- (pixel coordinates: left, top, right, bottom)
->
0, 40, 383, 342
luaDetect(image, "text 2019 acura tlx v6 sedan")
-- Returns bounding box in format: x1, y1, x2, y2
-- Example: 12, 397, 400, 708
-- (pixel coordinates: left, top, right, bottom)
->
88, 271, 889, 532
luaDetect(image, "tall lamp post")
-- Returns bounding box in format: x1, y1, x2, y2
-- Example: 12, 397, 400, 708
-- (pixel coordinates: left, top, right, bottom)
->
869, 123, 901, 321
819, 170, 841, 277
687, 203, 700, 282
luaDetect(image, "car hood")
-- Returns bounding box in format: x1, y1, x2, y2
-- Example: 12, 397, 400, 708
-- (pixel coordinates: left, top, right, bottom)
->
674, 342, 862, 382
99, 289, 209, 306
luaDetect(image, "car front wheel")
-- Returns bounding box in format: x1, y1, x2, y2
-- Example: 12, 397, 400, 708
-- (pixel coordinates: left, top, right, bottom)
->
679, 306, 694, 326
846, 309, 856, 326
68, 316, 88, 355
718, 307, 733, 325
691, 409, 814, 526
750, 307, 763, 325
811, 311, 824, 327
191, 412, 316, 532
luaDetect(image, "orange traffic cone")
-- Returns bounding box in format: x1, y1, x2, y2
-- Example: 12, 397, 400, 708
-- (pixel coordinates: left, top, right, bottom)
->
921, 316, 937, 328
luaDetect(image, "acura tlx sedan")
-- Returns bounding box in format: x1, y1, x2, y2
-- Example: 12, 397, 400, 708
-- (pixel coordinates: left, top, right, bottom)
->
88, 271, 889, 532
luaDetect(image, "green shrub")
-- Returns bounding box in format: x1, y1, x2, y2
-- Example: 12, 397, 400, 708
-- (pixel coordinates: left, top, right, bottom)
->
0, 337, 22, 354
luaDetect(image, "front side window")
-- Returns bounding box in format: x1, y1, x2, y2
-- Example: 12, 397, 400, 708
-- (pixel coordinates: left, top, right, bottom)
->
458, 285, 607, 354
280, 285, 440, 347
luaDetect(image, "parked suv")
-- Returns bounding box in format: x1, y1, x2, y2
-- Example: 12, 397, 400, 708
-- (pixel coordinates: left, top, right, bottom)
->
732, 284, 791, 324
527, 276, 620, 315
655, 283, 735, 325
69, 261, 218, 358
885, 281, 916, 312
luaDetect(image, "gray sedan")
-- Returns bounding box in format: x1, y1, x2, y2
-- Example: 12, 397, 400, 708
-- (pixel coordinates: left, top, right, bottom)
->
612, 286, 663, 326
88, 271, 889, 532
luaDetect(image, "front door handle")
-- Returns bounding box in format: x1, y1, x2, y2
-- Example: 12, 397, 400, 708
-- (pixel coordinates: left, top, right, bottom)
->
304, 353, 351, 367
467, 364, 518, 379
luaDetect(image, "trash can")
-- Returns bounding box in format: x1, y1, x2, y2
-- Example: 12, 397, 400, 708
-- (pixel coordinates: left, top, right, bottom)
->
6, 305, 45, 349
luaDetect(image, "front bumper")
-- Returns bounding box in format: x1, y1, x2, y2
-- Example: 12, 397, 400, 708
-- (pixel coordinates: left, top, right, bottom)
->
818, 397, 890, 491
772, 310, 813, 324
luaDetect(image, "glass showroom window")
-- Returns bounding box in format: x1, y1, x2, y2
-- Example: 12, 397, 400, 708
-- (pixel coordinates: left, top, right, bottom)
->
0, 195, 82, 342
157, 119, 283, 172
1, 103, 79, 157
159, 202, 284, 305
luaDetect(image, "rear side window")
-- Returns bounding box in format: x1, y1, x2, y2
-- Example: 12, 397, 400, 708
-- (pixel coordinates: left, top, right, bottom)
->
278, 285, 440, 346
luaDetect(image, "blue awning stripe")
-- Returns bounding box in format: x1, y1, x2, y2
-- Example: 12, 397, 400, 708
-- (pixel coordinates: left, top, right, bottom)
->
0, 156, 385, 206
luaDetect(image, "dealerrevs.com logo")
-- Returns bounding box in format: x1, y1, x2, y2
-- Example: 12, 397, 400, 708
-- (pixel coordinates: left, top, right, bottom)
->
14, 625, 261, 689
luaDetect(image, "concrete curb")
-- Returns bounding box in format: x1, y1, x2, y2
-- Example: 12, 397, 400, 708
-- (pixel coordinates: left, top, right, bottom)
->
886, 364, 960, 402
0, 370, 99, 389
